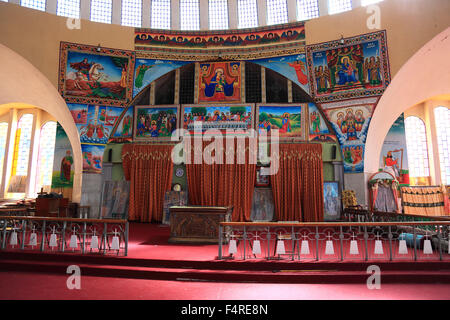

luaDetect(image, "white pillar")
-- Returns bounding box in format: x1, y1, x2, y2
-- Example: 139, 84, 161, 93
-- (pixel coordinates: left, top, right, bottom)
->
142, 0, 151, 28
257, 0, 267, 27
171, 0, 180, 29
46, 0, 57, 14
112, 0, 122, 25
287, 0, 297, 23
80, 0, 90, 20
318, 0, 328, 16
26, 110, 41, 198
0, 109, 17, 199
228, 0, 238, 29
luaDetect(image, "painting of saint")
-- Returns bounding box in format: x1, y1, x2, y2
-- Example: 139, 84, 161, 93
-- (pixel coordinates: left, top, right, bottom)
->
323, 182, 341, 221
51, 124, 74, 188
134, 106, 179, 141
257, 105, 304, 140
336, 56, 358, 85
198, 62, 241, 103
81, 144, 105, 174
60, 150, 73, 183
60, 43, 135, 106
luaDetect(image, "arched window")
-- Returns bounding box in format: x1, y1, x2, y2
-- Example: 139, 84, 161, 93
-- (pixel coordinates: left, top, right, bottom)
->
328, 0, 352, 15
209, 0, 229, 30
13, 114, 34, 177
237, 0, 258, 29
21, 0, 46, 11
266, 0, 288, 25
297, 0, 319, 21
90, 0, 112, 24
180, 0, 200, 30
35, 121, 57, 195
434, 106, 450, 184
0, 122, 8, 184
151, 0, 171, 29
122, 0, 142, 27
57, 0, 81, 18
405, 116, 430, 178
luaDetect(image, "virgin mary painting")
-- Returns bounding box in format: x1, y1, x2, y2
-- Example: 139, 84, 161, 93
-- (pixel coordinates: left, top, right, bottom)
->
198, 62, 241, 102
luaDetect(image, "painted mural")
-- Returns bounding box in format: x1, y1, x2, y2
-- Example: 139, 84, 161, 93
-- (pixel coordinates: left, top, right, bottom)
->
198, 62, 242, 103
68, 104, 123, 145
324, 99, 376, 172
182, 104, 253, 135
308, 103, 336, 142
59, 42, 135, 107
109, 106, 134, 143
306, 31, 390, 103
134, 24, 305, 49
81, 143, 105, 174
379, 113, 409, 184
257, 104, 305, 140
251, 54, 310, 94
51, 123, 74, 189
134, 105, 180, 141
133, 58, 190, 98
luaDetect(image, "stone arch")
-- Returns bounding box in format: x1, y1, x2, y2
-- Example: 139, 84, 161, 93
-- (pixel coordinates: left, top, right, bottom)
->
0, 44, 82, 202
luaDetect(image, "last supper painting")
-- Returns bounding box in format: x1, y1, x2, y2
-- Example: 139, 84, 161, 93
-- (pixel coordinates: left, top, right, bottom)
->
59, 42, 135, 106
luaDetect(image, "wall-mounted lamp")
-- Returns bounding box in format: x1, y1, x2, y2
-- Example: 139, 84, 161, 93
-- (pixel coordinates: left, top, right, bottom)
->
96, 44, 101, 52
339, 35, 345, 44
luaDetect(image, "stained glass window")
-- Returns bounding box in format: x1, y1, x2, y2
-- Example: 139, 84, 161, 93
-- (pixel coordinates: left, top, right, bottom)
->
57, 0, 80, 18
12, 114, 34, 177
0, 123, 8, 184
21, 0, 46, 11
297, 0, 319, 21
151, 0, 171, 29
266, 0, 288, 25
405, 116, 430, 178
34, 121, 57, 194
122, 0, 142, 27
328, 0, 352, 15
90, 0, 112, 23
237, 0, 258, 29
180, 0, 200, 30
434, 107, 450, 185
209, 0, 229, 30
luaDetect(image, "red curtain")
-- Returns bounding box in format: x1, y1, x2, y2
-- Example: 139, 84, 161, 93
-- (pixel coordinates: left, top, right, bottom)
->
122, 144, 174, 222
270, 143, 324, 222
185, 138, 256, 222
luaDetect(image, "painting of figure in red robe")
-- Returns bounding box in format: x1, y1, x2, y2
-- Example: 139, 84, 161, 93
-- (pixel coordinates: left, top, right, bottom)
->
198, 62, 242, 103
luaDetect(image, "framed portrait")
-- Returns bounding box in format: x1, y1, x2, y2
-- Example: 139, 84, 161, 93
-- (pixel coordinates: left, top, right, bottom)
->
323, 181, 342, 221
134, 105, 180, 141
59, 42, 135, 107
181, 104, 254, 137
255, 166, 270, 187
256, 103, 306, 141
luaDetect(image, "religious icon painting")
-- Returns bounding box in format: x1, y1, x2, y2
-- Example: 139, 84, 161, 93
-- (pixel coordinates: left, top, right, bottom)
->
307, 102, 336, 142
256, 104, 306, 141
81, 143, 105, 174
181, 104, 254, 137
134, 105, 180, 141
323, 181, 341, 221
109, 106, 134, 143
306, 31, 390, 103
197, 62, 243, 103
51, 123, 74, 189
59, 42, 135, 107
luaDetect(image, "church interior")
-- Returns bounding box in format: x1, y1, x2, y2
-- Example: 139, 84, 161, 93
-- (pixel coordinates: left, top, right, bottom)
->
0, 0, 449, 301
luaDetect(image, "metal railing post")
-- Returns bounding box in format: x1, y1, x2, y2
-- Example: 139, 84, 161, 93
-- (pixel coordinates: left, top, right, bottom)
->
388, 225, 393, 261
62, 221, 66, 252
243, 226, 247, 260
339, 226, 343, 261
413, 226, 417, 261
40, 220, 46, 252
21, 220, 26, 250
364, 226, 368, 261
124, 222, 129, 256
315, 226, 319, 261
218, 224, 223, 260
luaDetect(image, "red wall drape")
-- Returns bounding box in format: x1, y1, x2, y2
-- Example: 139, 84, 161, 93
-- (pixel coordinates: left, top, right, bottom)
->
270, 143, 324, 222
122, 144, 174, 222
185, 138, 256, 222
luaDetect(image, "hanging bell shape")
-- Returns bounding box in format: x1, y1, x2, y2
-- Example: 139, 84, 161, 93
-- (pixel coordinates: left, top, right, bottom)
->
228, 239, 237, 254
29, 232, 37, 247
300, 240, 310, 255
276, 240, 286, 255
325, 240, 334, 255
252, 239, 261, 255
49, 233, 58, 248
9, 231, 18, 247
91, 235, 99, 250
69, 234, 78, 249
398, 239, 408, 254
111, 235, 120, 250
374, 240, 384, 255
350, 240, 359, 255
423, 239, 433, 254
